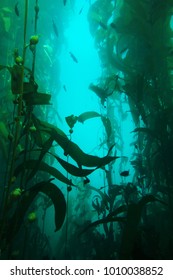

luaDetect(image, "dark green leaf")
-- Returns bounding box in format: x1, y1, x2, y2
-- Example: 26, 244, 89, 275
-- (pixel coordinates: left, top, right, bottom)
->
32, 114, 119, 168
78, 111, 101, 123
65, 115, 78, 128
60, 140, 119, 167
23, 93, 51, 105
52, 154, 97, 177
7, 180, 66, 241
14, 160, 74, 186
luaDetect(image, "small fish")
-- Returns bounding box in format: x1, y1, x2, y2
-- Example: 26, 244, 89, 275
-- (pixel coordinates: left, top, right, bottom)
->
14, 2, 19, 16
69, 52, 78, 63
99, 21, 107, 30
120, 170, 129, 177
63, 85, 67, 92
52, 20, 59, 38
78, 0, 87, 15
63, 0, 67, 5
79, 6, 84, 15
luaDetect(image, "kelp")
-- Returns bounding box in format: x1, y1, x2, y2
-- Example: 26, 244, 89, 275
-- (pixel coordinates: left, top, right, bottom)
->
0, 121, 9, 159
89, 84, 113, 105
131, 127, 159, 140
65, 111, 112, 140
26, 136, 54, 181
61, 140, 119, 168
14, 160, 74, 186
65, 115, 78, 129
78, 111, 101, 123
5, 180, 66, 242
119, 195, 166, 259
80, 195, 165, 259
31, 114, 118, 167
52, 154, 97, 177
23, 92, 51, 106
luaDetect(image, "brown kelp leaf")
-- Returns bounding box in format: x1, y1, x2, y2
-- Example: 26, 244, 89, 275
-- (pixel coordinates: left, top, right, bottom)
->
32, 114, 67, 138
14, 160, 74, 186
63, 140, 119, 167
52, 154, 96, 177
78, 111, 101, 123
23, 81, 38, 94
32, 114, 69, 150
89, 84, 111, 105
32, 114, 119, 168
65, 115, 78, 128
78, 112, 112, 139
7, 180, 66, 240
23, 93, 51, 106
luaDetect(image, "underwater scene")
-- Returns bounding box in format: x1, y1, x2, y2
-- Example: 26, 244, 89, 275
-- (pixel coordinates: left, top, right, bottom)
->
0, 0, 173, 260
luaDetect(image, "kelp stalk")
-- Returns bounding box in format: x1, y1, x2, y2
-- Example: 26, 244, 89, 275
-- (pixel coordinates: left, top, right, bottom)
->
0, 0, 29, 245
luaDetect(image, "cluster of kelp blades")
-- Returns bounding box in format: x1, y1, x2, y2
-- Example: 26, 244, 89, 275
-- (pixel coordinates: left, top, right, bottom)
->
0, 62, 120, 248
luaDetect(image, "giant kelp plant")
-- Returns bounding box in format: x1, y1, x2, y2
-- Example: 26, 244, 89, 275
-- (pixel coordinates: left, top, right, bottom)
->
0, 0, 173, 260
0, 0, 118, 259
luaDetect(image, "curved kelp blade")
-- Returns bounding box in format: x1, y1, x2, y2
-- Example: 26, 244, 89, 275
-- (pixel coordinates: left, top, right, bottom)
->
77, 112, 112, 140
14, 160, 74, 186
32, 114, 119, 167
32, 114, 67, 138
78, 111, 101, 123
7, 181, 66, 241
60, 140, 120, 168
52, 154, 97, 177
32, 114, 69, 150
